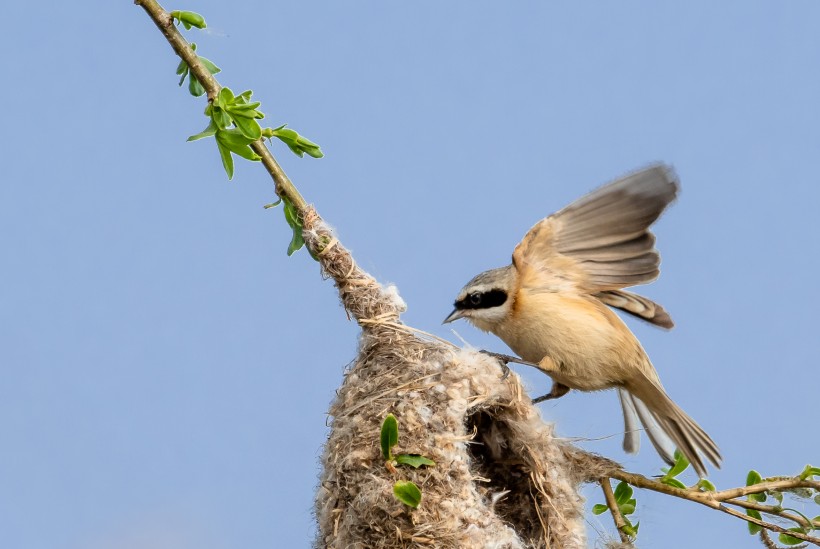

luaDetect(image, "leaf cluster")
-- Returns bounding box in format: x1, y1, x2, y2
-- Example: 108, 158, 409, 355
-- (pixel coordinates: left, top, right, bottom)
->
593, 481, 640, 537
188, 87, 264, 179
170, 10, 206, 30
745, 466, 820, 546
175, 43, 220, 97
380, 414, 435, 508
166, 7, 324, 256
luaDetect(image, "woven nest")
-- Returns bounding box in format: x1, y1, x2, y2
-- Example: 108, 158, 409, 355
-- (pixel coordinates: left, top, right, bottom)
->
302, 208, 618, 549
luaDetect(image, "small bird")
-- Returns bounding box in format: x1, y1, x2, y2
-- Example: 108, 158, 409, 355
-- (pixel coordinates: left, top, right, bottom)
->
443, 164, 721, 477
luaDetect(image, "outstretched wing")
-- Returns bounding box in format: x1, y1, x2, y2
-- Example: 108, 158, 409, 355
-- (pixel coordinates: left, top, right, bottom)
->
512, 164, 679, 294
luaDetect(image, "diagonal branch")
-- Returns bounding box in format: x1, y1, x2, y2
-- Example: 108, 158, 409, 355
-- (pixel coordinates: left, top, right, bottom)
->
600, 479, 631, 544
134, 0, 307, 212
134, 0, 400, 328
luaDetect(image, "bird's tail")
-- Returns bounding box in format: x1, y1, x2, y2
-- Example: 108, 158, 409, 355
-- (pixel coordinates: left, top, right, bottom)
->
619, 378, 722, 478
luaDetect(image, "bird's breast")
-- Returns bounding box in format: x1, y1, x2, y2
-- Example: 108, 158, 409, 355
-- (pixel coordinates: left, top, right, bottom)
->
494, 290, 641, 390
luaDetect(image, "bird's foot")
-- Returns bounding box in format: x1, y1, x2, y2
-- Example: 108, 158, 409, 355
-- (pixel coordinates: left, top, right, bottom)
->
531, 382, 571, 404
478, 351, 542, 380
478, 350, 513, 379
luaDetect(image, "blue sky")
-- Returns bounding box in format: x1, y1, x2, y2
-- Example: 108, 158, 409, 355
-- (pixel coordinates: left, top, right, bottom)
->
1, 2, 818, 548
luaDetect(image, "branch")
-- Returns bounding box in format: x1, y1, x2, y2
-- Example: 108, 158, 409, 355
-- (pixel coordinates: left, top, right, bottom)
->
134, 0, 402, 328
134, 0, 306, 212
600, 479, 631, 544
606, 469, 820, 545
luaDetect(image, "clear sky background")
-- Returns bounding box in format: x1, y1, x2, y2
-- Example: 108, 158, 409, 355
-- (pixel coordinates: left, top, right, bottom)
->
2, 2, 818, 548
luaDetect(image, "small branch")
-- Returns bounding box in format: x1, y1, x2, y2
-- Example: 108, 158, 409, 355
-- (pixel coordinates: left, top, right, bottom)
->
606, 469, 820, 546
724, 498, 819, 530
610, 469, 819, 508
134, 0, 220, 99
134, 0, 307, 213
718, 505, 819, 546
600, 479, 631, 544
709, 479, 820, 502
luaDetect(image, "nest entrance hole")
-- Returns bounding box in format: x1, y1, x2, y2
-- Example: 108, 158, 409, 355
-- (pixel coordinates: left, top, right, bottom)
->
466, 407, 550, 547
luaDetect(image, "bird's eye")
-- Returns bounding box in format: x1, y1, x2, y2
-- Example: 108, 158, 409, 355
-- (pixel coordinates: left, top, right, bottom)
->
469, 293, 481, 305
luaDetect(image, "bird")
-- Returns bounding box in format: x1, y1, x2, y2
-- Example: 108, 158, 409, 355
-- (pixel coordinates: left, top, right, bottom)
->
443, 164, 721, 477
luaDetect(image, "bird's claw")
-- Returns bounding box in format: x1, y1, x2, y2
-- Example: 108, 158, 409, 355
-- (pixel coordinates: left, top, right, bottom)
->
478, 350, 522, 380
531, 382, 571, 404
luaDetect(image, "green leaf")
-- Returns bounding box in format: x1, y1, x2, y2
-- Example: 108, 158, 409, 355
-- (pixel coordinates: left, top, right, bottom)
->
263, 199, 282, 209
296, 134, 320, 148
745, 470, 767, 502
282, 197, 305, 255
661, 477, 687, 489
188, 74, 205, 97
778, 528, 805, 545
395, 454, 435, 468
815, 494, 820, 505
269, 125, 324, 158
697, 479, 716, 492
393, 481, 422, 508
198, 56, 221, 76
273, 127, 300, 142
175, 58, 188, 76
170, 10, 207, 30
287, 227, 304, 256
212, 108, 232, 130
621, 521, 639, 537
187, 120, 217, 141
231, 115, 263, 141
799, 465, 820, 480
592, 504, 608, 515
286, 144, 305, 157
215, 140, 234, 180
283, 196, 300, 228
746, 509, 762, 535
665, 450, 690, 478
227, 101, 262, 115
750, 491, 767, 503
769, 490, 783, 505
215, 129, 260, 161
177, 65, 189, 86
217, 86, 235, 107
303, 146, 324, 159
619, 502, 636, 515
613, 481, 633, 505
380, 414, 398, 461
746, 470, 762, 486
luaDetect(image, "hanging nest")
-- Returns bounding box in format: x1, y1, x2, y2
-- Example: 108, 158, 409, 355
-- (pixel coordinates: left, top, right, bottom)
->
303, 208, 619, 549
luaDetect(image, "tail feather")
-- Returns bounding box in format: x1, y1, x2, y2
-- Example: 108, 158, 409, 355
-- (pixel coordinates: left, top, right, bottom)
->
625, 376, 722, 477
619, 388, 676, 464
618, 389, 641, 454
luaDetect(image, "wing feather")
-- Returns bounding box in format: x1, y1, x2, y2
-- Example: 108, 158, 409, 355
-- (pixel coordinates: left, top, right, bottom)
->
596, 289, 674, 329
512, 164, 679, 293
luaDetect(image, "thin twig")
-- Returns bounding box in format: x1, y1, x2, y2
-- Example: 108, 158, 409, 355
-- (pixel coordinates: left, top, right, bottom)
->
606, 469, 820, 546
709, 479, 820, 501
723, 498, 819, 530
610, 469, 819, 508
600, 479, 631, 544
718, 505, 819, 546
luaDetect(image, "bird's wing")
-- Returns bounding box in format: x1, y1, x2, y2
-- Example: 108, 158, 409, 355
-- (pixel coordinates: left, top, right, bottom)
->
512, 164, 679, 294
595, 289, 674, 329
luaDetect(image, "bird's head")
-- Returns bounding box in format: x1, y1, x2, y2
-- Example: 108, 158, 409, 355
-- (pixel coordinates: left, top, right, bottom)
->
443, 265, 517, 333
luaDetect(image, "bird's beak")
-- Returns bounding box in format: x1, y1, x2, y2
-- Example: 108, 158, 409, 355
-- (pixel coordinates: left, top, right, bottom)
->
442, 309, 464, 324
